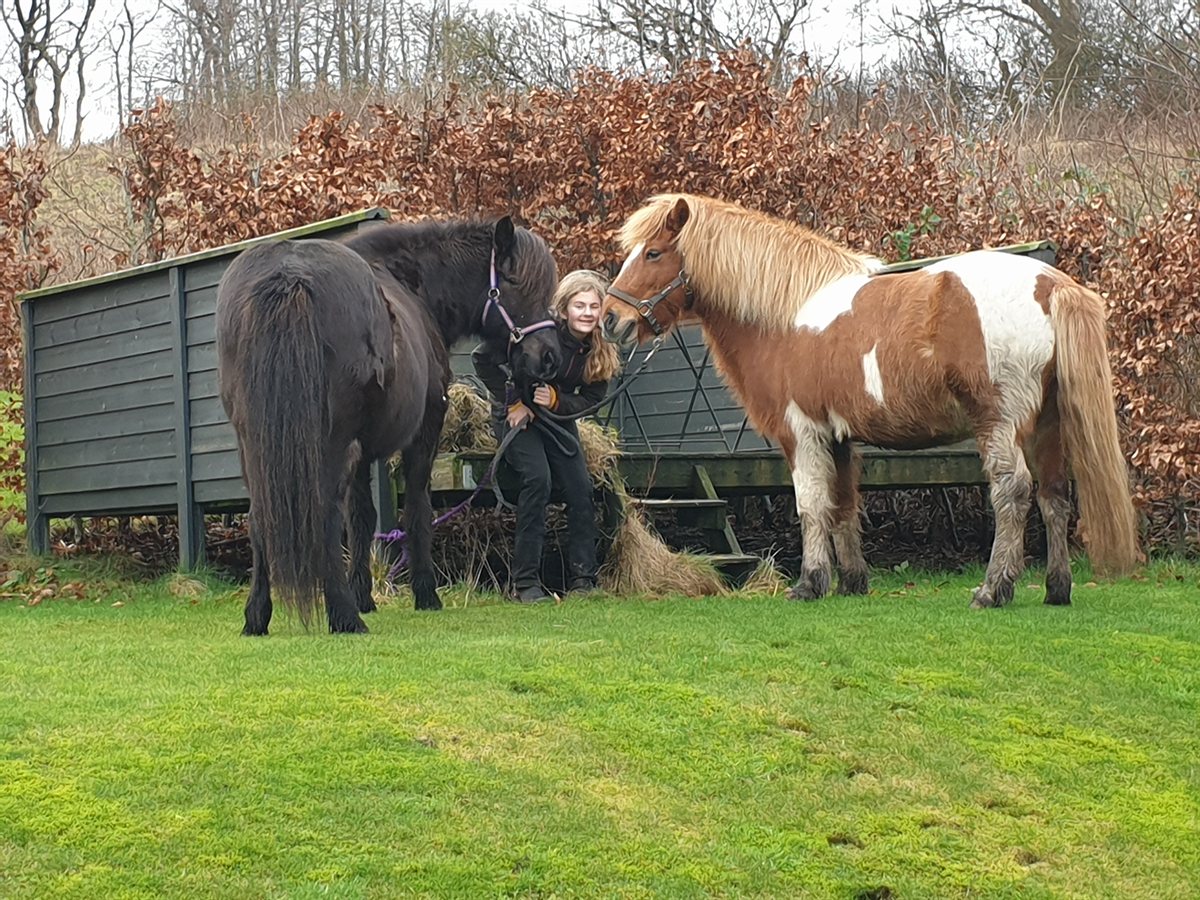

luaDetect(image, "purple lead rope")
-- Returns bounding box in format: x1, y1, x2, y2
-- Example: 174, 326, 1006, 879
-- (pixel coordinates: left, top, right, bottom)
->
375, 492, 479, 581
374, 424, 522, 582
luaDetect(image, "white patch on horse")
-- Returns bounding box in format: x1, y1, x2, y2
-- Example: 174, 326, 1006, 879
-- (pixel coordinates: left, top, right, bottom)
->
827, 408, 853, 442
925, 251, 1054, 426
793, 274, 870, 333
862, 345, 885, 405
784, 402, 836, 568
785, 403, 835, 505
619, 243, 645, 275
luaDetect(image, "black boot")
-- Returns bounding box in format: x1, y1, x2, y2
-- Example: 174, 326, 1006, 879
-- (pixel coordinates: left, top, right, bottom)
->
512, 584, 555, 603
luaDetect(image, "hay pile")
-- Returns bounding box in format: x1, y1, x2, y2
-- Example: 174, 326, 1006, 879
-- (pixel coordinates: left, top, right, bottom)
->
740, 554, 790, 597
598, 506, 726, 597
439, 382, 497, 454
577, 420, 622, 488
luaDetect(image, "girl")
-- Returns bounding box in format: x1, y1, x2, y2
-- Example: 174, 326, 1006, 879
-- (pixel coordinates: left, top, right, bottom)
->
472, 270, 622, 601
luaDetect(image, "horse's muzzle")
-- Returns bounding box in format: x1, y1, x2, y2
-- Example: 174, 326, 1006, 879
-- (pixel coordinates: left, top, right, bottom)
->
537, 347, 559, 381
602, 312, 636, 346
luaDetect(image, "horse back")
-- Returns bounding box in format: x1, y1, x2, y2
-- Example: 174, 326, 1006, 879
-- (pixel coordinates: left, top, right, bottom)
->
217, 239, 414, 439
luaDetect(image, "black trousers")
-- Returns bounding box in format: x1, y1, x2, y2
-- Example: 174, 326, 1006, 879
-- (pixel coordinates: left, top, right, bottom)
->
498, 418, 598, 589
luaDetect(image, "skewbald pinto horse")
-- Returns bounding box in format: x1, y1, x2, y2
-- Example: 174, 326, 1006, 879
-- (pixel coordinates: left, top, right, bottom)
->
602, 194, 1140, 607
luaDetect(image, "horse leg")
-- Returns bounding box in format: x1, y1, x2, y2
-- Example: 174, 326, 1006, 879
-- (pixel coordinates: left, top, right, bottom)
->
831, 438, 869, 596
242, 516, 272, 636
972, 426, 1033, 609
322, 455, 369, 634
345, 455, 378, 614
1032, 397, 1072, 606
402, 408, 445, 612
785, 417, 836, 601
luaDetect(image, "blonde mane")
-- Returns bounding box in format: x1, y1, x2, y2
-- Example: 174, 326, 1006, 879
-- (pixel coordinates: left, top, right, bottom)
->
619, 193, 881, 330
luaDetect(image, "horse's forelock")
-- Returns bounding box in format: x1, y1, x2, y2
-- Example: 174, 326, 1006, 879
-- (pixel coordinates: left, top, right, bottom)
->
620, 196, 680, 252
508, 226, 558, 312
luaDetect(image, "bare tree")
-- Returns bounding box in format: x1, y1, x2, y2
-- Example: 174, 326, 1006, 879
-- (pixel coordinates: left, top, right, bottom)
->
562, 0, 812, 79
869, 0, 1200, 113
109, 0, 161, 127
2, 0, 98, 145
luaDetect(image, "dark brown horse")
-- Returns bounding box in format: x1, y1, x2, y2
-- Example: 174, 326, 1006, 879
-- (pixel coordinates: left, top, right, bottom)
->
216, 216, 559, 634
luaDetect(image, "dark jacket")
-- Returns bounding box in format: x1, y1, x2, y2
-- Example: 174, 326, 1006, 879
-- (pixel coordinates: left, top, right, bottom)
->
472, 322, 611, 419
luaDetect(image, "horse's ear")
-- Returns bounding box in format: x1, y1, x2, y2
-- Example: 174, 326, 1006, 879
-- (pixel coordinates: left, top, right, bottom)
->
493, 215, 516, 260
665, 198, 690, 237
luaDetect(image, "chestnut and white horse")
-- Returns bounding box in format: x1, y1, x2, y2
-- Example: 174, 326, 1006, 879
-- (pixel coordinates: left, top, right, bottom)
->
602, 193, 1139, 607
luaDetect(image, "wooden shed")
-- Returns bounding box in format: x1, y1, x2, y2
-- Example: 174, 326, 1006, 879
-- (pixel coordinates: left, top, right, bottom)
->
20, 208, 392, 568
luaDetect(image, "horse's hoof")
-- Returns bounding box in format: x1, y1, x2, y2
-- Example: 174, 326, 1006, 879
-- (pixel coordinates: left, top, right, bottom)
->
358, 596, 378, 614
241, 625, 268, 637
330, 617, 369, 634
1044, 571, 1072, 606
414, 593, 443, 611
970, 581, 1014, 609
787, 569, 830, 602
836, 569, 870, 596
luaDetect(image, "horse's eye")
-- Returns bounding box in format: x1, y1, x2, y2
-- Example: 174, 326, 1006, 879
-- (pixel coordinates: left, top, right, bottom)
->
645, 249, 661, 261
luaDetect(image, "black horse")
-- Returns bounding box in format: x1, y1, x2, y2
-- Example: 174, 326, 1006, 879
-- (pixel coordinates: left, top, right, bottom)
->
216, 216, 560, 634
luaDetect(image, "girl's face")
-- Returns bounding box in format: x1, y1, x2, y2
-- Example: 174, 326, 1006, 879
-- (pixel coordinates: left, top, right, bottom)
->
565, 289, 602, 338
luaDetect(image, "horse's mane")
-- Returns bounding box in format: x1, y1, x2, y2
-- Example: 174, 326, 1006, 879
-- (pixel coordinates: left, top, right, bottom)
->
347, 218, 554, 292
344, 217, 557, 341
620, 194, 882, 330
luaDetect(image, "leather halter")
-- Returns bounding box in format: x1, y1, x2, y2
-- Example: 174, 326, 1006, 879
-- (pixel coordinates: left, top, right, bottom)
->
480, 247, 557, 344
605, 269, 693, 336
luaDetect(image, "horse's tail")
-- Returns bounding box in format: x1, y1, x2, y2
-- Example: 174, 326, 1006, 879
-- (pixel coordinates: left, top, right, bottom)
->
237, 274, 329, 624
1050, 281, 1140, 575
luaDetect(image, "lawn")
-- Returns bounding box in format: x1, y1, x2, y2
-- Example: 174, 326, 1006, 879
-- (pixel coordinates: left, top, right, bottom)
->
1, 561, 1198, 899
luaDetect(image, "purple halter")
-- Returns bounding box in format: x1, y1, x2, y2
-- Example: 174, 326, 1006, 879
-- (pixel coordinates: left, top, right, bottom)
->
481, 247, 556, 343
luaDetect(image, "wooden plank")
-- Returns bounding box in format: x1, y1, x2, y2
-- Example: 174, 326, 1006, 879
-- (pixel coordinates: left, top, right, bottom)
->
611, 448, 988, 494
34, 350, 175, 398
186, 313, 216, 346
184, 258, 229, 293
876, 239, 1058, 274
34, 321, 175, 374
187, 343, 218, 373
32, 296, 173, 350
194, 477, 249, 505
191, 422, 239, 455
40, 484, 178, 515
189, 395, 230, 428
186, 284, 218, 320
28, 274, 172, 325
37, 403, 175, 446
38, 430, 176, 471
188, 370, 220, 401
860, 448, 984, 487
171, 265, 205, 570
191, 448, 243, 482
38, 376, 175, 423
22, 301, 48, 555
39, 457, 177, 495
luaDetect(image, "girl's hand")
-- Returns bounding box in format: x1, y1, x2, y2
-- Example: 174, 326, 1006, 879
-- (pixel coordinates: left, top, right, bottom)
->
507, 401, 533, 430
532, 384, 554, 407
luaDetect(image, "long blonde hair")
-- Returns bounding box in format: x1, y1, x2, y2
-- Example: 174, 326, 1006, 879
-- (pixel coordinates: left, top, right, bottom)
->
552, 269, 622, 383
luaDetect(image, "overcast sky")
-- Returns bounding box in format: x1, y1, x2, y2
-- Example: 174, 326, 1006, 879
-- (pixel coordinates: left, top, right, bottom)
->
2, 0, 895, 144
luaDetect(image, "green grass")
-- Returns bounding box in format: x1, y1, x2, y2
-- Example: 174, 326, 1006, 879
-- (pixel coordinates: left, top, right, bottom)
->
1, 561, 1198, 899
